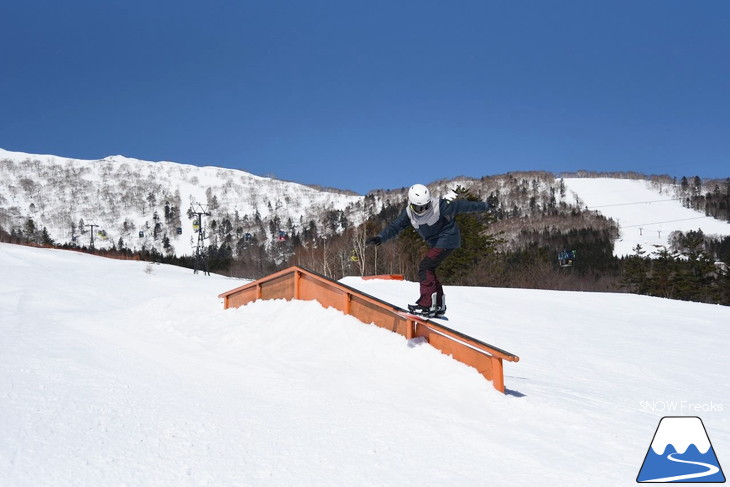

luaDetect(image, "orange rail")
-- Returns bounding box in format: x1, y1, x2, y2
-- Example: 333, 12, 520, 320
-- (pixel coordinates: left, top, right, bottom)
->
219, 266, 519, 393
361, 274, 405, 281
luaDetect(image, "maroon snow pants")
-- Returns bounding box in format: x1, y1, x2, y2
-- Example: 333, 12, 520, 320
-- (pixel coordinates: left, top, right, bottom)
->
417, 247, 454, 307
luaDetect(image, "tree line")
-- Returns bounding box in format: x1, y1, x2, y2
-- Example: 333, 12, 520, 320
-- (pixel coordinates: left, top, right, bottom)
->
4, 173, 729, 306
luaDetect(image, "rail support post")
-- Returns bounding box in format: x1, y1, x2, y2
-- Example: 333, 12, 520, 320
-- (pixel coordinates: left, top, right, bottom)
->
491, 356, 505, 393
405, 317, 416, 340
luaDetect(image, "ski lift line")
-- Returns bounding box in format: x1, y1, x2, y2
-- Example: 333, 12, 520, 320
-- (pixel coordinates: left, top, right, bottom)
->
583, 198, 677, 209
622, 216, 711, 228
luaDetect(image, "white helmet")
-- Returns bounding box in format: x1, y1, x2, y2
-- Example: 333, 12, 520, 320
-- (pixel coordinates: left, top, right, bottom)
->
408, 184, 432, 214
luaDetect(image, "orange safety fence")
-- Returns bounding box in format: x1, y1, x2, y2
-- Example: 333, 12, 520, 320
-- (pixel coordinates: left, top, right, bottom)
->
219, 266, 519, 393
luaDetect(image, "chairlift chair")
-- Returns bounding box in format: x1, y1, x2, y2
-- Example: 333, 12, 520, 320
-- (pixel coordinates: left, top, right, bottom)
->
558, 249, 576, 268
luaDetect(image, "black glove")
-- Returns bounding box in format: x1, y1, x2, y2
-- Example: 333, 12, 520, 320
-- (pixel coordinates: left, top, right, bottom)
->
366, 236, 382, 246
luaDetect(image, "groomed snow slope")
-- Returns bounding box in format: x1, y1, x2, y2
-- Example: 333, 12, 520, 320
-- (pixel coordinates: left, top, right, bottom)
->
562, 178, 730, 256
1, 243, 728, 486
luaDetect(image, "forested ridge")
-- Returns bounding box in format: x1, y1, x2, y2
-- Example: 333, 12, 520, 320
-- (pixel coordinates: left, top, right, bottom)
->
2, 154, 729, 305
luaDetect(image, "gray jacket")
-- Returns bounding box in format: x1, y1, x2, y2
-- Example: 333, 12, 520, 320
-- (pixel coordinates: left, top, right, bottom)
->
378, 198, 490, 249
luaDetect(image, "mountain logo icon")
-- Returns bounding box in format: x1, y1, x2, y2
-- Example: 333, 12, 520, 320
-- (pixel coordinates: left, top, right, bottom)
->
637, 416, 725, 483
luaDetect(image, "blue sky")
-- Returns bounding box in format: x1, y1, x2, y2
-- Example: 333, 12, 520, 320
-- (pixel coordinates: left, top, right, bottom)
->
1, 0, 728, 194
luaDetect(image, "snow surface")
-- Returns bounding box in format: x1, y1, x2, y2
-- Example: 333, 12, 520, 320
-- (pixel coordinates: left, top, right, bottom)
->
1, 243, 729, 486
562, 178, 730, 256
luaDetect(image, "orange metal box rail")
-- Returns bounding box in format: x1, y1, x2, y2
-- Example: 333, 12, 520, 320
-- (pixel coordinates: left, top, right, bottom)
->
219, 266, 519, 393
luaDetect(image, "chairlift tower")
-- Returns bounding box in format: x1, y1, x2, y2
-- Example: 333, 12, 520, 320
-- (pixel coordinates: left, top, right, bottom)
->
191, 203, 211, 275
86, 222, 98, 249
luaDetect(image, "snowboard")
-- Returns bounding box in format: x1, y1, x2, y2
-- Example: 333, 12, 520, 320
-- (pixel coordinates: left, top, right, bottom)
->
406, 304, 448, 320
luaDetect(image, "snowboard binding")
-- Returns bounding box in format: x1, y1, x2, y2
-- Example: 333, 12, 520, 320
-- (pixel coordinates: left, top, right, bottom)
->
407, 293, 446, 318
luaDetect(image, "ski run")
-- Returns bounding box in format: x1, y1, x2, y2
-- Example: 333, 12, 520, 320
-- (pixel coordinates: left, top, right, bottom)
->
1, 242, 728, 486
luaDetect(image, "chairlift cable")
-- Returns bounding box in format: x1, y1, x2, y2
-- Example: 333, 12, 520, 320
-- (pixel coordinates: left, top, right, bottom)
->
622, 216, 711, 228
578, 196, 718, 228
583, 198, 676, 209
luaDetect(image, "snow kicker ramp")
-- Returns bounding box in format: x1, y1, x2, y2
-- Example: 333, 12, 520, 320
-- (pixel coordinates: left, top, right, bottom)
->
219, 266, 519, 393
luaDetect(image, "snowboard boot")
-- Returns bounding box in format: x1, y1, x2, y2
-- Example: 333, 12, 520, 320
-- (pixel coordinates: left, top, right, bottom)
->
408, 293, 446, 318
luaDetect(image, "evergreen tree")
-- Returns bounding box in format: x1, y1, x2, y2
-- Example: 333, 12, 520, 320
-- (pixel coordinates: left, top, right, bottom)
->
647, 246, 679, 298
40, 227, 54, 246
674, 230, 718, 302
621, 244, 650, 294
23, 218, 37, 242
717, 263, 730, 305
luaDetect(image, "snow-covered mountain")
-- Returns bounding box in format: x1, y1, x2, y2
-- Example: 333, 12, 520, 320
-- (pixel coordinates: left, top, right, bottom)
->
0, 149, 578, 259
0, 148, 368, 255
1, 147, 728, 260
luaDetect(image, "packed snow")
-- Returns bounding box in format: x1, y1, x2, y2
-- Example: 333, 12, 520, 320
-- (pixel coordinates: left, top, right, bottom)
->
1, 242, 728, 486
562, 178, 730, 256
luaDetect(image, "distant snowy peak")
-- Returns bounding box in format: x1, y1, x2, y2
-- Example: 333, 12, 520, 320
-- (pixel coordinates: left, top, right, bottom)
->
0, 147, 370, 254
4, 148, 360, 197
101, 155, 143, 163
650, 417, 712, 455
0, 147, 58, 161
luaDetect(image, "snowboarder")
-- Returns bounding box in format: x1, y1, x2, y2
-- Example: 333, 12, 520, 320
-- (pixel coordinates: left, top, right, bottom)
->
366, 184, 493, 317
